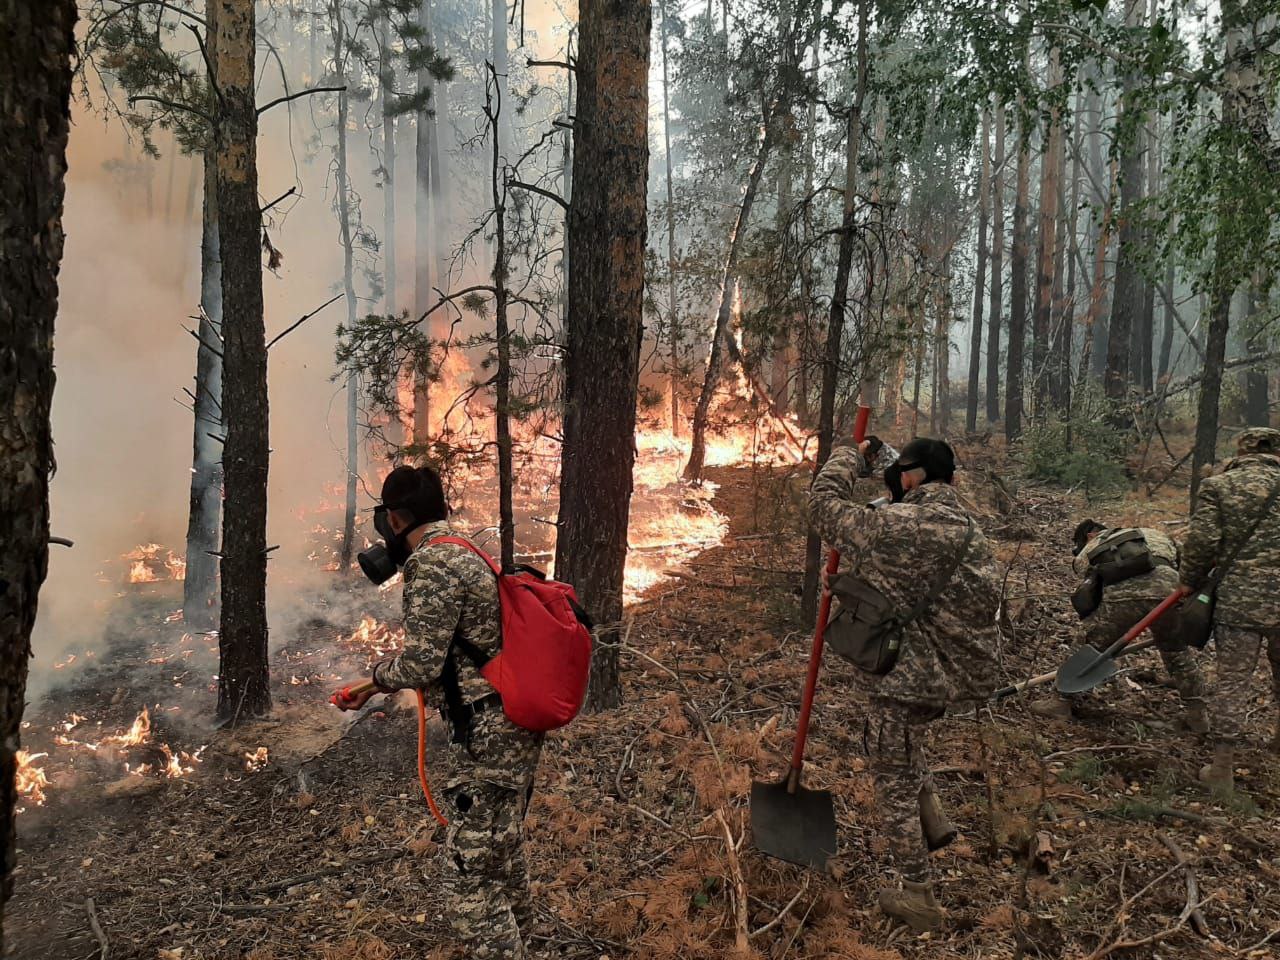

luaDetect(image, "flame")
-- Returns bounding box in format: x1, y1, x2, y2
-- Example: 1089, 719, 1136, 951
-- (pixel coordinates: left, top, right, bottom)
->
340, 617, 404, 665
16, 751, 50, 809
103, 707, 151, 748
244, 747, 269, 772
124, 543, 186, 583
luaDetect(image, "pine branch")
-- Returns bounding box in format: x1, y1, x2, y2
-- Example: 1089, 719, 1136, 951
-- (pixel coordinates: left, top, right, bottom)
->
256, 86, 347, 116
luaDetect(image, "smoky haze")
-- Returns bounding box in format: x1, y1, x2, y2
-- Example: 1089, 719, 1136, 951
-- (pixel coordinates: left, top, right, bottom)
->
33, 2, 580, 703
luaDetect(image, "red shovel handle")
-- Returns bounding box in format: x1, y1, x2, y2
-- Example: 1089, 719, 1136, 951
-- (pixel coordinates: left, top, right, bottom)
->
330, 678, 377, 709
788, 404, 871, 791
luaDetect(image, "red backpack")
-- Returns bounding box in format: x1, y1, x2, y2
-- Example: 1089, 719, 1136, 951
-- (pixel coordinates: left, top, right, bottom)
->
430, 536, 593, 732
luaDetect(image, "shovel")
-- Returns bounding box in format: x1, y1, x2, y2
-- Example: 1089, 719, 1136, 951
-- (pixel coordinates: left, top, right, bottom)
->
1055, 587, 1188, 695
751, 405, 871, 870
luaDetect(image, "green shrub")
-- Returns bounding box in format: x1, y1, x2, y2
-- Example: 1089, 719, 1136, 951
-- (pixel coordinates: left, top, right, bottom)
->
1017, 386, 1129, 497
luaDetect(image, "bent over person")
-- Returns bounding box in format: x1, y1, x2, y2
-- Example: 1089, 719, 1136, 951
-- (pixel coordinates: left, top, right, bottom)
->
809, 438, 1000, 932
1180, 427, 1280, 792
1030, 521, 1207, 730
344, 465, 543, 958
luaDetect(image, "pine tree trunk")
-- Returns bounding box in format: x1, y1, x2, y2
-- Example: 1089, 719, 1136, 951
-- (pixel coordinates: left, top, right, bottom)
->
966, 107, 990, 433
335, 13, 359, 572
1105, 0, 1146, 402
1059, 94, 1082, 415
1033, 47, 1062, 418
184, 151, 224, 632
985, 103, 1005, 423
661, 0, 681, 434
1005, 97, 1031, 442
1191, 0, 1250, 505
683, 126, 773, 482
555, 0, 650, 711
413, 0, 435, 444
1080, 155, 1118, 382
215, 0, 272, 724
380, 21, 397, 319
492, 0, 510, 156
488, 74, 516, 570
801, 0, 867, 621
0, 0, 76, 935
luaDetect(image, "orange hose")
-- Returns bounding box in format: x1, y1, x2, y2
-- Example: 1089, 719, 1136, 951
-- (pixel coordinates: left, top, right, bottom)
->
415, 689, 449, 827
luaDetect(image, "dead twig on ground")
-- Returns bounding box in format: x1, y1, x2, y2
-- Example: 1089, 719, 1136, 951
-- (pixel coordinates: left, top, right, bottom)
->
245, 848, 405, 897
749, 876, 810, 940
1157, 831, 1210, 938
1082, 860, 1199, 960
85, 897, 109, 960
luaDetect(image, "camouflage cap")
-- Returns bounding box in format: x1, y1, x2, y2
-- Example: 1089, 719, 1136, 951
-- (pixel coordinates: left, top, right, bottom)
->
1235, 427, 1280, 456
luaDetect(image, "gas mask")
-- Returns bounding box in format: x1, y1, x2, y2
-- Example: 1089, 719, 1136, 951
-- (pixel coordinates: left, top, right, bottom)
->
883, 460, 917, 504
357, 505, 417, 585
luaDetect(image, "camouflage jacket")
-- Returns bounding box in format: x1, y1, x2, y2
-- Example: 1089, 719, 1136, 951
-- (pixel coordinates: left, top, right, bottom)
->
1180, 454, 1280, 630
1072, 526, 1181, 604
809, 446, 1002, 709
373, 521, 542, 789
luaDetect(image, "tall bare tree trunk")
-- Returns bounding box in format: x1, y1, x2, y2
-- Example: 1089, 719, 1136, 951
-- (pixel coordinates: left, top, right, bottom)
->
966, 107, 991, 433
215, 0, 272, 724
0, 1, 76, 937
487, 72, 516, 570
334, 8, 359, 571
380, 19, 397, 319
184, 151, 224, 631
492, 0, 510, 157
660, 0, 681, 434
1033, 47, 1062, 418
555, 0, 650, 711
413, 0, 435, 444
986, 103, 1005, 423
683, 125, 773, 482
801, 0, 867, 620
1006, 96, 1031, 442
1105, 0, 1146, 402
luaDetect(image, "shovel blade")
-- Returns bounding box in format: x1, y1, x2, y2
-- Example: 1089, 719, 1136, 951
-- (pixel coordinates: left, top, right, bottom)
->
750, 778, 838, 870
1056, 644, 1119, 695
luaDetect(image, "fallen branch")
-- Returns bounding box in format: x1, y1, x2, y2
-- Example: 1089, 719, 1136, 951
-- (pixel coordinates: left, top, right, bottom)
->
715, 807, 750, 954
85, 897, 109, 960
1157, 832, 1210, 938
1082, 860, 1189, 960
749, 877, 810, 940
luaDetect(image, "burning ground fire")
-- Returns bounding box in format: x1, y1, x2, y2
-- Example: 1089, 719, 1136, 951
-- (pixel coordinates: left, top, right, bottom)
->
124, 543, 187, 584
20, 706, 209, 810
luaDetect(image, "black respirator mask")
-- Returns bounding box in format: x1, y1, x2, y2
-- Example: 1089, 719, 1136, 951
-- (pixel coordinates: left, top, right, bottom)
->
883, 460, 918, 504
357, 505, 421, 585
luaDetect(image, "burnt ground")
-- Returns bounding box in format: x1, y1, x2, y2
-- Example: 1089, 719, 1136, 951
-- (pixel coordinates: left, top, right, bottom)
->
8, 448, 1280, 960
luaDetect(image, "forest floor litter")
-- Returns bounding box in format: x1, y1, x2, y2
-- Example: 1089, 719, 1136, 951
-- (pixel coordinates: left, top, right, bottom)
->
9, 443, 1280, 959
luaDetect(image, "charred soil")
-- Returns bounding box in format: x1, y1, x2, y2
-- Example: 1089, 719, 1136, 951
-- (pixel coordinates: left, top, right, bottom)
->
9, 452, 1280, 959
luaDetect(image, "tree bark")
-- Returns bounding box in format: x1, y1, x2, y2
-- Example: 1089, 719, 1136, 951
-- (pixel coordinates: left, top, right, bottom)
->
1033, 47, 1062, 418
1191, 0, 1250, 505
488, 73, 515, 571
215, 0, 272, 724
380, 18, 397, 320
682, 125, 773, 482
1105, 0, 1146, 402
801, 0, 867, 620
555, 0, 650, 711
1005, 94, 1031, 442
413, 0, 435, 444
0, 0, 76, 937
966, 107, 991, 433
492, 0, 510, 157
184, 149, 224, 631
986, 103, 1005, 423
334, 6, 359, 572
660, 0, 681, 434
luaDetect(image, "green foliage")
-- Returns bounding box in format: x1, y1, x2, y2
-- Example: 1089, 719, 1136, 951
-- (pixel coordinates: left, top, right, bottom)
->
1060, 754, 1107, 784
1017, 386, 1130, 497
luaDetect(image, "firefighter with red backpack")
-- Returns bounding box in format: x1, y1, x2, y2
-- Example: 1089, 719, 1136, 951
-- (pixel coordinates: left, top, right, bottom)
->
334, 465, 592, 960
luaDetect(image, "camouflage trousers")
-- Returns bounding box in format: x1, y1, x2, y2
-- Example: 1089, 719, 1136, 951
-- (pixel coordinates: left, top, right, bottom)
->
1211, 626, 1280, 743
865, 701, 943, 883
1084, 596, 1206, 705
440, 780, 534, 960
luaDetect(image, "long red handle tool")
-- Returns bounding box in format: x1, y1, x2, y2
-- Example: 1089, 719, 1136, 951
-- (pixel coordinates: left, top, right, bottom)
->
786, 403, 871, 792
1055, 586, 1189, 695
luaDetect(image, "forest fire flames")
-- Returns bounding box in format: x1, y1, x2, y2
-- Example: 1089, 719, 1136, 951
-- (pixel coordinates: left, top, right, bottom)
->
15, 751, 50, 809
340, 617, 405, 663
124, 544, 186, 584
